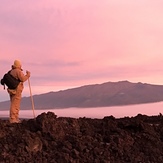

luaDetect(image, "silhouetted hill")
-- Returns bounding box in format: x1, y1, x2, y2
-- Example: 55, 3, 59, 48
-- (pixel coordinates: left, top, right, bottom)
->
1, 80, 163, 110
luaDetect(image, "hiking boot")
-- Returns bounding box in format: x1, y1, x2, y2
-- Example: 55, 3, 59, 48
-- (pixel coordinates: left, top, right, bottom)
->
10, 119, 21, 123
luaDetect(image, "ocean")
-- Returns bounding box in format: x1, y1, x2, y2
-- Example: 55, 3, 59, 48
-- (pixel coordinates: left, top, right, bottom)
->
1, 101, 163, 119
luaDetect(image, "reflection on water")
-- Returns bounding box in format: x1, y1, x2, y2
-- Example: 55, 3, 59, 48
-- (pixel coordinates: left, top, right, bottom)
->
1, 102, 163, 119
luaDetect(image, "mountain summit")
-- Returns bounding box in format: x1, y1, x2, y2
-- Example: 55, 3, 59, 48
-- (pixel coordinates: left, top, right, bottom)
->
1, 81, 163, 110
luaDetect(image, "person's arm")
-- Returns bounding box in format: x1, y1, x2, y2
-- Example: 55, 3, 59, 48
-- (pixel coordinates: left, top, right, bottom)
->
17, 70, 30, 82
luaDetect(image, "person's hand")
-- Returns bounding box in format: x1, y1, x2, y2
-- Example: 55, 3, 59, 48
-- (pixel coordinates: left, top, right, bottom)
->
26, 70, 31, 77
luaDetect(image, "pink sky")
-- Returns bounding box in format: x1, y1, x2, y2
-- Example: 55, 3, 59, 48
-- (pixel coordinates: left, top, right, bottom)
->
1, 0, 163, 101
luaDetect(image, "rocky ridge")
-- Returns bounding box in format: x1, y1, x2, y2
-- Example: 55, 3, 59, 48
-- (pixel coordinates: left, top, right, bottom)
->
1, 112, 163, 162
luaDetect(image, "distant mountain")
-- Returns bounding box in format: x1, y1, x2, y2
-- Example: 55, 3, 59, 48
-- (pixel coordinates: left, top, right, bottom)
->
1, 81, 163, 110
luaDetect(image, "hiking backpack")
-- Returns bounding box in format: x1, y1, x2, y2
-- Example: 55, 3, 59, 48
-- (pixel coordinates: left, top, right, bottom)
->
1, 71, 20, 89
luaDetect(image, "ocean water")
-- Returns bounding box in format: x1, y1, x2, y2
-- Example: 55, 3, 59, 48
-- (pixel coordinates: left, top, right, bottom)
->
1, 102, 163, 119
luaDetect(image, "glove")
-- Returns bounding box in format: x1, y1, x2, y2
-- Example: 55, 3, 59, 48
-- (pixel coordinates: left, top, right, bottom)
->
26, 70, 31, 77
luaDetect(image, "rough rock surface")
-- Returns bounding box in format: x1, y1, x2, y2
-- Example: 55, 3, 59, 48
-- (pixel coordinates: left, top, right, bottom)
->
1, 112, 163, 163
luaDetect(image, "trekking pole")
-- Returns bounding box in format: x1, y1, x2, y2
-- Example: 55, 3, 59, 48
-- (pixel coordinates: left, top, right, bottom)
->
28, 78, 36, 118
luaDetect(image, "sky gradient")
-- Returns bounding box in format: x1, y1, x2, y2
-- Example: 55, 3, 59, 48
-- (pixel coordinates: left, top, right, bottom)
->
1, 0, 163, 102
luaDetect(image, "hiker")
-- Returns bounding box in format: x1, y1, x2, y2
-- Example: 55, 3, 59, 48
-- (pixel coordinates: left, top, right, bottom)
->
7, 60, 30, 123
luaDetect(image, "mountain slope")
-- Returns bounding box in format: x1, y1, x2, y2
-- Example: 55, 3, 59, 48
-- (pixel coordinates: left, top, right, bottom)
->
1, 80, 163, 110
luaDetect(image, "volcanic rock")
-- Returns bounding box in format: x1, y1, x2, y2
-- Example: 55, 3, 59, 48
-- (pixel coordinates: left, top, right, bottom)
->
0, 112, 163, 162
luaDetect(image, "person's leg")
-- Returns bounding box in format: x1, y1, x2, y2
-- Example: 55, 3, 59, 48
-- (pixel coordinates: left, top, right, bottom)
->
9, 94, 15, 122
14, 89, 22, 121
10, 95, 18, 123
9, 86, 22, 123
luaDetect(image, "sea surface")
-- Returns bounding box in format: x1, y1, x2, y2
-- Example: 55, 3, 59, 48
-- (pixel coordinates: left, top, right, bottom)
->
1, 102, 163, 119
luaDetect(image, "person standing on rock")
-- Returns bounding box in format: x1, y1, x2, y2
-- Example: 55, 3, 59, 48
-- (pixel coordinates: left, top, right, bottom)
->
7, 60, 30, 123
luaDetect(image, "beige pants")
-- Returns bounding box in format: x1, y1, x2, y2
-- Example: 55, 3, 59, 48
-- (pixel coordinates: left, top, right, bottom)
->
8, 83, 23, 123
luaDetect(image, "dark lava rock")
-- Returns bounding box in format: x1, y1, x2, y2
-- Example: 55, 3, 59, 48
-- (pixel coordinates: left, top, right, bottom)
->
1, 112, 163, 162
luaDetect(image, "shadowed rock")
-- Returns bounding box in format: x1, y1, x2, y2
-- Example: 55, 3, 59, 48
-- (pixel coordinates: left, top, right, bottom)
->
0, 112, 163, 162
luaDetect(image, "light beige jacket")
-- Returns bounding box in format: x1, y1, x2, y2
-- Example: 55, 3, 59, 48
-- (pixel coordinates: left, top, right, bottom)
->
10, 68, 29, 82
10, 67, 30, 90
